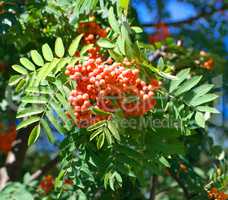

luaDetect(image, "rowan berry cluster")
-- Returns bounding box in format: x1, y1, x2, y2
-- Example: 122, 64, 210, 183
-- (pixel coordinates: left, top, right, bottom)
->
65, 47, 159, 127
78, 21, 107, 44
208, 187, 228, 200
39, 175, 54, 193
199, 51, 214, 70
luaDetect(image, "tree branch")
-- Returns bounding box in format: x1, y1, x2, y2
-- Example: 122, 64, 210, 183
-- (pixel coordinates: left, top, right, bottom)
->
142, 4, 228, 27
30, 156, 58, 181
168, 169, 190, 200
0, 126, 31, 189
149, 175, 158, 200
5, 126, 32, 181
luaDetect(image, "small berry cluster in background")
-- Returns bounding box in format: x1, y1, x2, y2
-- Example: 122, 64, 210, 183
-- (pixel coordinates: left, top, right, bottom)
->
199, 51, 214, 70
208, 187, 228, 200
148, 22, 170, 43
39, 175, 73, 194
0, 124, 16, 154
39, 175, 54, 193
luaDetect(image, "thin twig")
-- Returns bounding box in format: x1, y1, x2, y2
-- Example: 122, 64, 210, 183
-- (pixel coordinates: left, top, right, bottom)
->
142, 4, 228, 27
30, 156, 58, 181
168, 169, 190, 200
149, 175, 158, 200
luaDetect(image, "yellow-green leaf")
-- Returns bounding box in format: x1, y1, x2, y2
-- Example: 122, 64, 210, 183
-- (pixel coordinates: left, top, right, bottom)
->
68, 34, 83, 56
17, 116, 40, 130
55, 37, 65, 57
31, 50, 44, 66
12, 65, 28, 75
20, 58, 35, 71
28, 125, 41, 146
41, 119, 55, 144
42, 43, 54, 61
8, 75, 23, 86
195, 112, 205, 128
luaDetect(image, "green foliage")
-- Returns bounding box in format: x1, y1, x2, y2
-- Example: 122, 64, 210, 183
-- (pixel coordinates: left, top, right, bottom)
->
0, 183, 33, 200
1, 0, 226, 199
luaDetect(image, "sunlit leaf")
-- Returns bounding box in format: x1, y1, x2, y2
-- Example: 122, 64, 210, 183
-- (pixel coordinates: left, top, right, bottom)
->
17, 107, 44, 118
55, 37, 65, 57
20, 58, 35, 71
68, 34, 83, 56
42, 43, 54, 61
174, 76, 202, 96
195, 112, 205, 128
12, 65, 28, 75
31, 50, 44, 66
28, 124, 41, 146
108, 7, 120, 33
41, 119, 55, 144
17, 116, 40, 130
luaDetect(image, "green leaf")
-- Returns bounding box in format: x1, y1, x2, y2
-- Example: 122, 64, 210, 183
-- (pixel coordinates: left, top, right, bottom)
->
15, 79, 26, 92
97, 133, 105, 149
131, 26, 143, 33
113, 172, 122, 188
31, 50, 44, 67
55, 37, 65, 57
157, 57, 165, 71
159, 72, 176, 80
50, 100, 71, 130
108, 121, 120, 141
21, 96, 48, 104
12, 65, 28, 75
20, 58, 35, 71
42, 43, 54, 61
55, 57, 71, 73
108, 7, 120, 33
90, 107, 111, 116
97, 38, 115, 48
36, 58, 59, 85
195, 112, 205, 128
25, 86, 51, 95
109, 174, 115, 191
159, 156, 170, 167
80, 44, 94, 55
174, 76, 202, 96
105, 128, 113, 145
90, 129, 103, 141
46, 111, 66, 134
169, 68, 190, 92
28, 125, 41, 146
196, 106, 219, 113
119, 0, 130, 10
17, 116, 40, 130
68, 34, 83, 56
117, 35, 125, 55
41, 119, 55, 144
87, 120, 106, 132
108, 50, 123, 61
17, 107, 44, 118
190, 94, 218, 106
192, 84, 214, 98
8, 75, 23, 86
